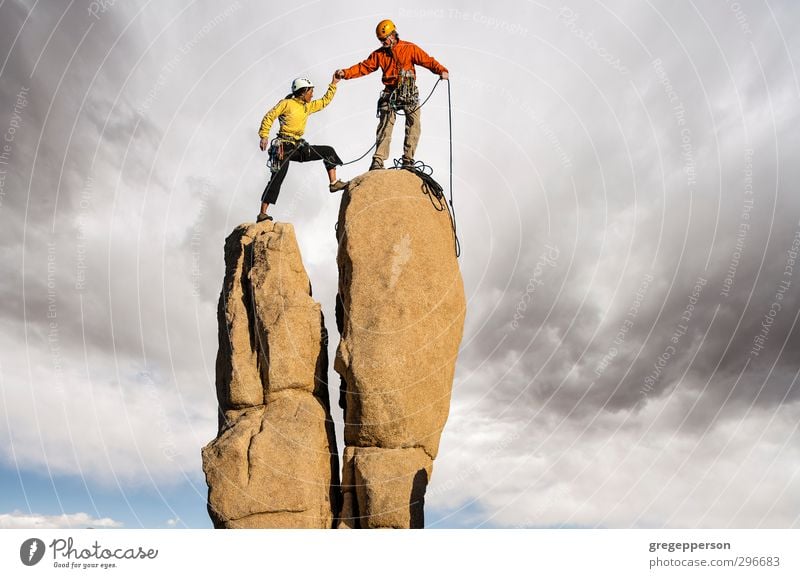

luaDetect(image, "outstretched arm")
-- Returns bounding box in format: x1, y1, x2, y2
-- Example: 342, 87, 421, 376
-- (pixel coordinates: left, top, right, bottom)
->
307, 82, 338, 114
337, 50, 381, 80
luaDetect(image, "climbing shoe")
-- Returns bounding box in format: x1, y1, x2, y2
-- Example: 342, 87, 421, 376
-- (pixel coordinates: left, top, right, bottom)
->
256, 213, 273, 223
401, 157, 414, 168
329, 179, 348, 193
369, 158, 383, 171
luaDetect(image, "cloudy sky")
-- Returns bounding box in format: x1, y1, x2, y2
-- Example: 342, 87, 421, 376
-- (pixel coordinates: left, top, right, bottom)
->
1, 0, 798, 529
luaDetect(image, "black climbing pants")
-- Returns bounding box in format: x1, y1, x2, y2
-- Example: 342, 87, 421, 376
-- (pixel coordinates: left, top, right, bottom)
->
261, 140, 342, 205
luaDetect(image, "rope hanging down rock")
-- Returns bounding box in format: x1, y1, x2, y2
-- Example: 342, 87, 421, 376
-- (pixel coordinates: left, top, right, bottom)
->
337, 79, 460, 257
390, 79, 460, 258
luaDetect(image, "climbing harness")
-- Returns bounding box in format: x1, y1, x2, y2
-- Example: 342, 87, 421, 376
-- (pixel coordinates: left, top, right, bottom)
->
267, 137, 290, 173
266, 139, 283, 173
267, 137, 309, 173
389, 69, 419, 112
391, 76, 441, 116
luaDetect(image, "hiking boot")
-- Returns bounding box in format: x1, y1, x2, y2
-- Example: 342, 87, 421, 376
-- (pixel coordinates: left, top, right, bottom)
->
369, 158, 384, 171
256, 213, 273, 223
329, 179, 348, 193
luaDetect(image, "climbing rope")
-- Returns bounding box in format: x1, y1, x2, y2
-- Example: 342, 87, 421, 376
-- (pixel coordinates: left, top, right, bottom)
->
390, 79, 460, 258
338, 140, 376, 167
446, 78, 458, 257
336, 79, 460, 257
393, 77, 441, 116
338, 78, 444, 167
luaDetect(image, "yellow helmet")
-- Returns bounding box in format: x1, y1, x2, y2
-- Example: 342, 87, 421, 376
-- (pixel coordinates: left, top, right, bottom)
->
375, 19, 396, 40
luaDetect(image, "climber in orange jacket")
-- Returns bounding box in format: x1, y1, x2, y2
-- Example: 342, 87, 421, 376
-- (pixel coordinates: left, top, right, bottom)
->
335, 19, 448, 170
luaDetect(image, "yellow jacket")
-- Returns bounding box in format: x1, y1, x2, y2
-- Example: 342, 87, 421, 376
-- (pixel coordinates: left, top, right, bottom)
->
258, 83, 337, 141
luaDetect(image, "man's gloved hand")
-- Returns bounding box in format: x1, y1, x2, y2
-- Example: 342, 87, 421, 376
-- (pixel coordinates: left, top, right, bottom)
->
259, 137, 269, 151
335, 69, 345, 79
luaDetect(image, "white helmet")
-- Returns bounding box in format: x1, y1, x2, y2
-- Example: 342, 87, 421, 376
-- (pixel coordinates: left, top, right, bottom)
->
291, 77, 314, 93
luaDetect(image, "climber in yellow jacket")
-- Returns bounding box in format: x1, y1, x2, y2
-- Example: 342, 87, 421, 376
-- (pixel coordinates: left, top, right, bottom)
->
256, 73, 347, 223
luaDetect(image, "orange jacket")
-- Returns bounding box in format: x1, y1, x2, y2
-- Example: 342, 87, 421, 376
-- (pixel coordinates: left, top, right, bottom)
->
341, 39, 447, 88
